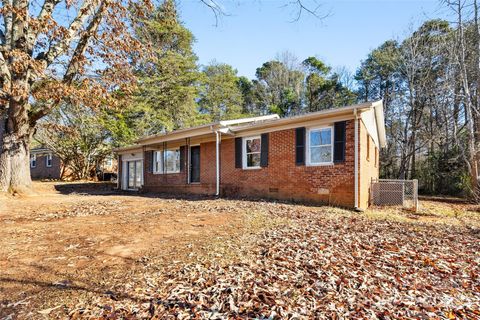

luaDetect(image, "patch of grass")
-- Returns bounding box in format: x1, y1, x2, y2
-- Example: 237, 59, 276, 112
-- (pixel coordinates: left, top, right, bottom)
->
365, 201, 480, 228
195, 209, 293, 266
244, 209, 292, 232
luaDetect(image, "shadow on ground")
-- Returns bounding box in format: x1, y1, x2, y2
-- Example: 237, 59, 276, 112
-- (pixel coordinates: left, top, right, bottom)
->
52, 182, 354, 210
54, 182, 117, 195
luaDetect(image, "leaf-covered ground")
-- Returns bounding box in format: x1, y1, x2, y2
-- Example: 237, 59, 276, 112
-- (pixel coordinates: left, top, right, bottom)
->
1, 183, 479, 319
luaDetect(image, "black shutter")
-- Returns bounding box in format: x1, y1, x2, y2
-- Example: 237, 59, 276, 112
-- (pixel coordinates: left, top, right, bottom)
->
235, 137, 242, 168
295, 127, 306, 165
179, 146, 186, 172
147, 150, 154, 173
333, 121, 347, 163
260, 133, 269, 167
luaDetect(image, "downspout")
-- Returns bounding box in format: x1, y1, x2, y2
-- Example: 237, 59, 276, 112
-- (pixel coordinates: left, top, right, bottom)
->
354, 108, 361, 211
215, 130, 221, 196
117, 154, 122, 190
186, 138, 190, 184
142, 146, 146, 189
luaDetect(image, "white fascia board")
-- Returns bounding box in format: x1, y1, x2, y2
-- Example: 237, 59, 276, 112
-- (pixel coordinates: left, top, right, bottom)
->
372, 100, 387, 148
115, 146, 144, 154
219, 114, 279, 126
360, 108, 380, 148
138, 125, 220, 145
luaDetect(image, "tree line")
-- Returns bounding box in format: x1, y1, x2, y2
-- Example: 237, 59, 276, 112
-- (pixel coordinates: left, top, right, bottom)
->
37, 0, 357, 180
356, 1, 480, 198
39, 0, 480, 198
3, 0, 480, 199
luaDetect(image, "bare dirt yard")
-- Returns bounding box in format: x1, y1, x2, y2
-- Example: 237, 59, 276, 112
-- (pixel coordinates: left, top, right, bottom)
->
0, 182, 479, 319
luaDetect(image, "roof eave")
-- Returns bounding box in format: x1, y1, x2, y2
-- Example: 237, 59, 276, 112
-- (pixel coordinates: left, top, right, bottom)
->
113, 145, 144, 153
230, 102, 373, 133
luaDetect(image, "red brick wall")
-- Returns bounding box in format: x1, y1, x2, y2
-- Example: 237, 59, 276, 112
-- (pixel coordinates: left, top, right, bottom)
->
143, 150, 188, 186
30, 154, 62, 180
219, 120, 355, 207
141, 120, 357, 207
142, 147, 217, 194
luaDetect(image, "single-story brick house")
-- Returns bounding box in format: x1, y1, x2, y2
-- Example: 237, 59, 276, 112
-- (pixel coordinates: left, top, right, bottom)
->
30, 147, 63, 180
115, 100, 386, 210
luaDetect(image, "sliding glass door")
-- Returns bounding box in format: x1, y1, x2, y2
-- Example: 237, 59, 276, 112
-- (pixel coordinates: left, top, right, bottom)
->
127, 160, 142, 189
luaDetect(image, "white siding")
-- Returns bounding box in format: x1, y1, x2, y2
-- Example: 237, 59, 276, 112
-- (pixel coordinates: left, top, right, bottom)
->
361, 109, 380, 148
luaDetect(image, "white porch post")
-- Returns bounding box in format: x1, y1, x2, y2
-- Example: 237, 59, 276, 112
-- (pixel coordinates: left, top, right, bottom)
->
215, 131, 221, 196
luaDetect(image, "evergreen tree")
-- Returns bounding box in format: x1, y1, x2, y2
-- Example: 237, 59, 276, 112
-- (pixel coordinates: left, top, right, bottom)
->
303, 56, 356, 112
254, 60, 304, 116
198, 62, 245, 121
128, 0, 202, 136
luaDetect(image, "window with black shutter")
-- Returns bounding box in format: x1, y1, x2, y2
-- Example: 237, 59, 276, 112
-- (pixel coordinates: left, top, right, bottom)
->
235, 137, 242, 168
146, 150, 153, 173
333, 121, 346, 163
295, 127, 306, 165
260, 133, 269, 167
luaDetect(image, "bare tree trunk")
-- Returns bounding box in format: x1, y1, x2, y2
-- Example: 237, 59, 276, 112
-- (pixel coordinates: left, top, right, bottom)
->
0, 109, 11, 192
457, 0, 480, 198
0, 101, 33, 193
0, 0, 32, 193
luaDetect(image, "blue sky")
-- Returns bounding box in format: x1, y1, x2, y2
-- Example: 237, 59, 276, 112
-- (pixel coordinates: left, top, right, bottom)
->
177, 0, 450, 79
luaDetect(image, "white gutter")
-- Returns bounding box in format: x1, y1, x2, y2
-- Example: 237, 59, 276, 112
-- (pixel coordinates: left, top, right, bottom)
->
219, 114, 279, 126
354, 108, 360, 211
215, 130, 221, 196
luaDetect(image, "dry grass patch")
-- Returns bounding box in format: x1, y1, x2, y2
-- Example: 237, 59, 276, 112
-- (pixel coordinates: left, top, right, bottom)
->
366, 200, 480, 228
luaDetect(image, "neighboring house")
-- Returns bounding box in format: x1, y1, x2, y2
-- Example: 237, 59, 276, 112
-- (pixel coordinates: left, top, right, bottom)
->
30, 148, 62, 180
97, 155, 118, 181
30, 148, 118, 181
115, 101, 386, 210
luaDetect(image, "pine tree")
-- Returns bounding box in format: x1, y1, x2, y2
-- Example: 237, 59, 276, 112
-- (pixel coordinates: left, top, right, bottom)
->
128, 0, 202, 136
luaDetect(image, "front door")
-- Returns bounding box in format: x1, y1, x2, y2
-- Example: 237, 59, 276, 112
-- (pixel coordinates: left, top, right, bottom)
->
190, 146, 200, 183
127, 160, 142, 189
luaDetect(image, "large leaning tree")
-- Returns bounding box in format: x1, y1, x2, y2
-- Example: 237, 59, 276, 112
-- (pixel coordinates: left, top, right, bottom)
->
0, 0, 153, 192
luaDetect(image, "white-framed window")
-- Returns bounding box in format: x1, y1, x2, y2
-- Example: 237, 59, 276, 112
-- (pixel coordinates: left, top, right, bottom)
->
243, 136, 261, 169
30, 154, 36, 168
307, 126, 333, 165
153, 149, 180, 174
46, 153, 53, 167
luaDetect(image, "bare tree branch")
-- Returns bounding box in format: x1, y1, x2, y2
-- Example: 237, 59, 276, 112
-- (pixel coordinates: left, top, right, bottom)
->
31, 1, 106, 125
2, 0, 13, 49
279, 0, 331, 22
41, 0, 99, 66
64, 1, 105, 84
0, 51, 11, 107
11, 0, 28, 51
198, 0, 329, 25
199, 0, 227, 27
292, 0, 329, 21
27, 0, 63, 52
